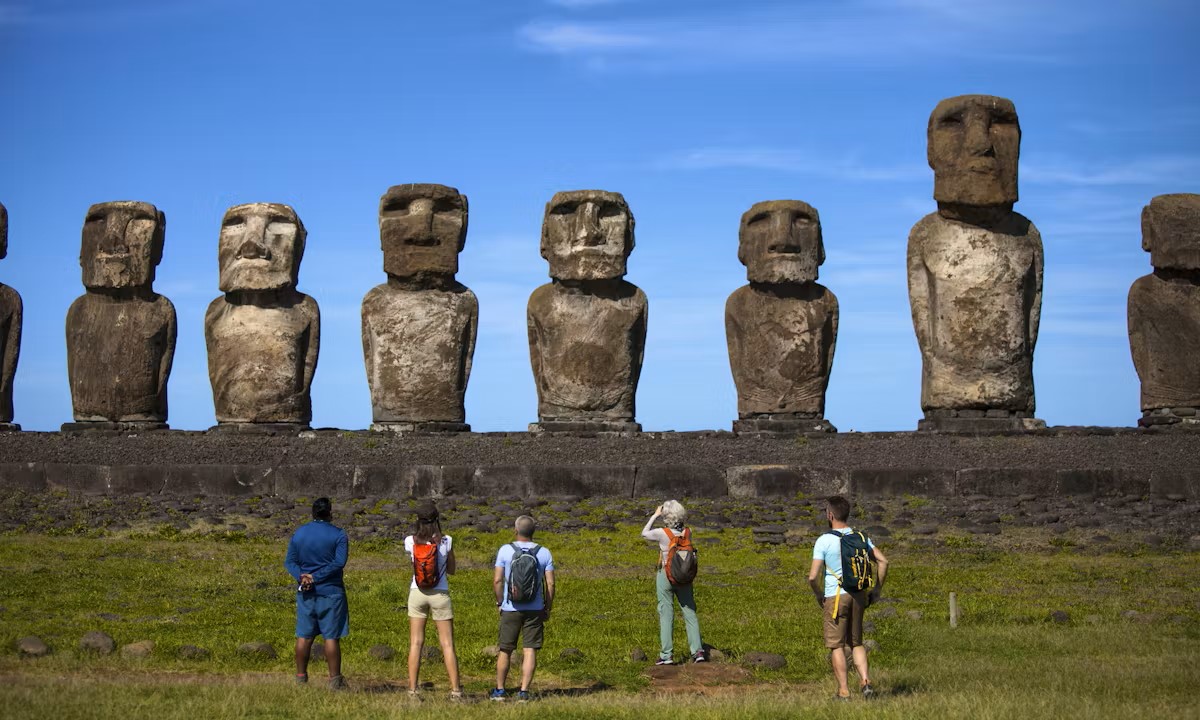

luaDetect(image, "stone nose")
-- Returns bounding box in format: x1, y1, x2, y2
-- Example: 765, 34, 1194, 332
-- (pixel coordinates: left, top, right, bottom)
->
964, 114, 996, 157
575, 202, 604, 246
99, 216, 129, 254
237, 237, 269, 260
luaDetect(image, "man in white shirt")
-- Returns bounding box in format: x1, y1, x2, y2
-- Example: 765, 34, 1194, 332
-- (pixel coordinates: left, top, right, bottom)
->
808, 495, 890, 701
491, 515, 555, 702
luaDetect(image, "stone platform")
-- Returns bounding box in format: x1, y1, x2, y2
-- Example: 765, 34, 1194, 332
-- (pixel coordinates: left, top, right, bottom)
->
0, 427, 1196, 500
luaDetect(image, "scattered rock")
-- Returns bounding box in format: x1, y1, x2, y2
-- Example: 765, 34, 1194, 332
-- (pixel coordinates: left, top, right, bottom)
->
863, 639, 880, 653
875, 606, 897, 619
1085, 614, 1102, 625
94, 612, 123, 622
559, 647, 585, 662
1049, 610, 1070, 624
17, 636, 50, 657
480, 645, 501, 658
80, 630, 116, 655
905, 610, 923, 621
912, 525, 938, 535
421, 645, 442, 662
178, 644, 210, 660
121, 640, 155, 658
703, 645, 726, 662
368, 644, 396, 661
862, 621, 876, 634
237, 641, 277, 659
310, 642, 326, 661
629, 647, 647, 662
864, 526, 891, 537
743, 651, 787, 670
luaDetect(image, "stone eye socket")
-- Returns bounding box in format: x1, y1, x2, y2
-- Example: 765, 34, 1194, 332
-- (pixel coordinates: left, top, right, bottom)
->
990, 111, 1018, 126
85, 213, 106, 224
747, 212, 771, 226
382, 199, 412, 214
938, 112, 964, 127
598, 204, 623, 219
222, 215, 245, 227
432, 198, 462, 214
550, 203, 577, 216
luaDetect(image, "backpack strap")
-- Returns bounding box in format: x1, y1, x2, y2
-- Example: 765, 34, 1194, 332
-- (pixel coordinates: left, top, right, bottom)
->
662, 527, 676, 541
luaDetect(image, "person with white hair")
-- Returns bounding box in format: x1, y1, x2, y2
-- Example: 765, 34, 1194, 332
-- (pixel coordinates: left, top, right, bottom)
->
642, 499, 705, 665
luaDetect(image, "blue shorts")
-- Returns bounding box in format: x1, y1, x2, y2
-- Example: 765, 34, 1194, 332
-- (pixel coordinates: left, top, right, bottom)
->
296, 592, 349, 639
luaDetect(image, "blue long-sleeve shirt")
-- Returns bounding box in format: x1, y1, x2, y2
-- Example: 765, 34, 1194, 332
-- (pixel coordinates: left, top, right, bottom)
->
284, 520, 348, 596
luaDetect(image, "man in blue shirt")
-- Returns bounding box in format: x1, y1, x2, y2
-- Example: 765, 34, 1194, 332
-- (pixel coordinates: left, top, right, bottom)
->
808, 495, 890, 701
490, 514, 555, 702
284, 497, 349, 690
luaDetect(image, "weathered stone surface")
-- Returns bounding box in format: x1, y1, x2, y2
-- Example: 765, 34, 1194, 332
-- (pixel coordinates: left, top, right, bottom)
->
0, 463, 45, 491
0, 202, 21, 429
121, 640, 154, 658
470, 465, 636, 498
178, 644, 210, 660
528, 191, 646, 431
727, 200, 838, 431
743, 651, 787, 669
852, 468, 955, 497
1129, 194, 1200, 426
909, 96, 1043, 429
629, 647, 648, 662
634, 466, 727, 497
237, 641, 277, 659
726, 465, 849, 498
364, 185, 477, 430
368, 644, 396, 661
17, 636, 49, 657
66, 201, 176, 428
80, 630, 116, 654
206, 203, 319, 427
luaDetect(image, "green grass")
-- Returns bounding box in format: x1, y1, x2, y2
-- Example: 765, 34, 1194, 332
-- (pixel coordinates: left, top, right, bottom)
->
0, 524, 1197, 718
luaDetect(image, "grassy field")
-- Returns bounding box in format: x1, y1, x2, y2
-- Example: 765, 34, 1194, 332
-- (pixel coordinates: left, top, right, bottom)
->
1, 514, 1197, 718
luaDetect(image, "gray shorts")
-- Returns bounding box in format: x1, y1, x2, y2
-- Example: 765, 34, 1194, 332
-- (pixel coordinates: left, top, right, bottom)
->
498, 610, 544, 651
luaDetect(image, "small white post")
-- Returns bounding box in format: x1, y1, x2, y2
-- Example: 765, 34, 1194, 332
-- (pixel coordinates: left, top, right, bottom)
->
949, 592, 959, 628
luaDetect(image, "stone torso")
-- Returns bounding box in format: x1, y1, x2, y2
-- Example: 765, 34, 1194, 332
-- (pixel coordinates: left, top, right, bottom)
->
0, 283, 21, 422
205, 294, 319, 424
527, 281, 647, 420
725, 283, 838, 417
66, 292, 175, 422
908, 212, 1042, 411
361, 283, 478, 423
1128, 273, 1200, 410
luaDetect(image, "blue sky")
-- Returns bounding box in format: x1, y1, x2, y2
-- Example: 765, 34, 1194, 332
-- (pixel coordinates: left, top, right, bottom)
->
1, 0, 1197, 432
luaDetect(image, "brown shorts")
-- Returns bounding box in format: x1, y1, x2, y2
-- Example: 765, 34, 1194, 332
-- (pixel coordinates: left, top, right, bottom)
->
498, 610, 545, 651
823, 591, 866, 649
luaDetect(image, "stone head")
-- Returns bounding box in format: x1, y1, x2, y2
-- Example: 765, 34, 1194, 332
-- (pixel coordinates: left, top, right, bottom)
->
379, 184, 468, 278
80, 201, 165, 291
0, 201, 7, 260
1142, 193, 1200, 270
218, 203, 306, 292
738, 200, 823, 284
928, 94, 1021, 207
541, 190, 634, 281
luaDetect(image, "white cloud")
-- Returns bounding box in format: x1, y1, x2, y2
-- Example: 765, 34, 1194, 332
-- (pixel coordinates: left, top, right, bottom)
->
1023, 155, 1200, 186
519, 22, 654, 52
655, 147, 926, 182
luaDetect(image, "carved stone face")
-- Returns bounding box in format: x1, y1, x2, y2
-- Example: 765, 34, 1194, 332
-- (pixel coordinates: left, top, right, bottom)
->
0, 202, 7, 260
739, 200, 823, 284
929, 95, 1021, 207
541, 190, 634, 281
218, 203, 306, 292
379, 184, 467, 278
1142, 193, 1200, 271
80, 201, 165, 290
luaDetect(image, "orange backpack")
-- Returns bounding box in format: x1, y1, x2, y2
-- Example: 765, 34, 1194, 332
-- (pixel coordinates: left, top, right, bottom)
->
412, 541, 442, 589
662, 527, 699, 586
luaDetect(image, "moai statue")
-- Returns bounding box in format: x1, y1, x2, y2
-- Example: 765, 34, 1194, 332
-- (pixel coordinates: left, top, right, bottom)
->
1128, 193, 1200, 426
362, 184, 478, 432
528, 190, 647, 433
0, 202, 22, 431
726, 200, 838, 433
205, 203, 319, 431
908, 94, 1045, 432
64, 201, 177, 431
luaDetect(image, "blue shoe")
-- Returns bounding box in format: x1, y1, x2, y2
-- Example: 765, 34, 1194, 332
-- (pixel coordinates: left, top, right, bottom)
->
517, 690, 531, 703
489, 688, 507, 702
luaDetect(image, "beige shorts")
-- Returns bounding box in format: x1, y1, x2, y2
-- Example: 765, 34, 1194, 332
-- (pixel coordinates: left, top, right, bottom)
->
823, 591, 865, 649
407, 587, 453, 620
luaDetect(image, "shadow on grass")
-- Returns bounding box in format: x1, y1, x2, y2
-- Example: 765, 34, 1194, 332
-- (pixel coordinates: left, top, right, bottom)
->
538, 682, 611, 698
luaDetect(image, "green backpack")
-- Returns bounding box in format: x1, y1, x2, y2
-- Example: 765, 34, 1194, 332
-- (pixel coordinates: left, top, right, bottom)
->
826, 530, 877, 593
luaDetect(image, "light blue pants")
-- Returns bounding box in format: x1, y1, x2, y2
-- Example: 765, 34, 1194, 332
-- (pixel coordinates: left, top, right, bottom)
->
656, 569, 702, 660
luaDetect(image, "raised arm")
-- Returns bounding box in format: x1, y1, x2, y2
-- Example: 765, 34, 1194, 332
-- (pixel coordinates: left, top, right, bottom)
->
641, 505, 662, 540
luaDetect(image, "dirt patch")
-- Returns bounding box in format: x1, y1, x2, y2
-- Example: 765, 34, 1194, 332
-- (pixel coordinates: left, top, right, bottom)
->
642, 662, 762, 695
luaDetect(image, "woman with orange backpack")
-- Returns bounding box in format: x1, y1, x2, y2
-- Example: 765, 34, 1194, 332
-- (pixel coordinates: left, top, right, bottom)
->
641, 499, 705, 665
403, 500, 463, 700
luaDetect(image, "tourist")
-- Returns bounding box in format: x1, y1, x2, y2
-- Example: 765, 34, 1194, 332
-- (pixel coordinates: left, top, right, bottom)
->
808, 495, 890, 701
641, 499, 705, 665
284, 497, 350, 690
402, 500, 463, 700
490, 515, 555, 702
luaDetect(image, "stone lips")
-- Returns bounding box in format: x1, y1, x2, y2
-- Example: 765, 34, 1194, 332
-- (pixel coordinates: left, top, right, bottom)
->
1128, 193, 1200, 418
541, 190, 634, 281
738, 199, 824, 284
379, 183, 468, 279
67, 200, 176, 426
0, 200, 21, 426
928, 94, 1020, 208
79, 201, 165, 291
218, 202, 306, 293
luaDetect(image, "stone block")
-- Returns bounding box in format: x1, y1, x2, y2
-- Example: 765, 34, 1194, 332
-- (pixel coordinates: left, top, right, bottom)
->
274, 465, 356, 496
406, 465, 474, 497
726, 466, 849, 498
1150, 470, 1200, 499
851, 468, 955, 497
470, 465, 636, 498
634, 466, 727, 497
163, 465, 274, 496
43, 464, 112, 494
956, 467, 1056, 496
917, 416, 1046, 433
0, 463, 46, 491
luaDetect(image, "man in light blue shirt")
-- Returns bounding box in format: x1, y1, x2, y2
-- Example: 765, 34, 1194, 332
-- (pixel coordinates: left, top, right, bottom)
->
490, 515, 555, 702
284, 497, 349, 690
808, 495, 889, 701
